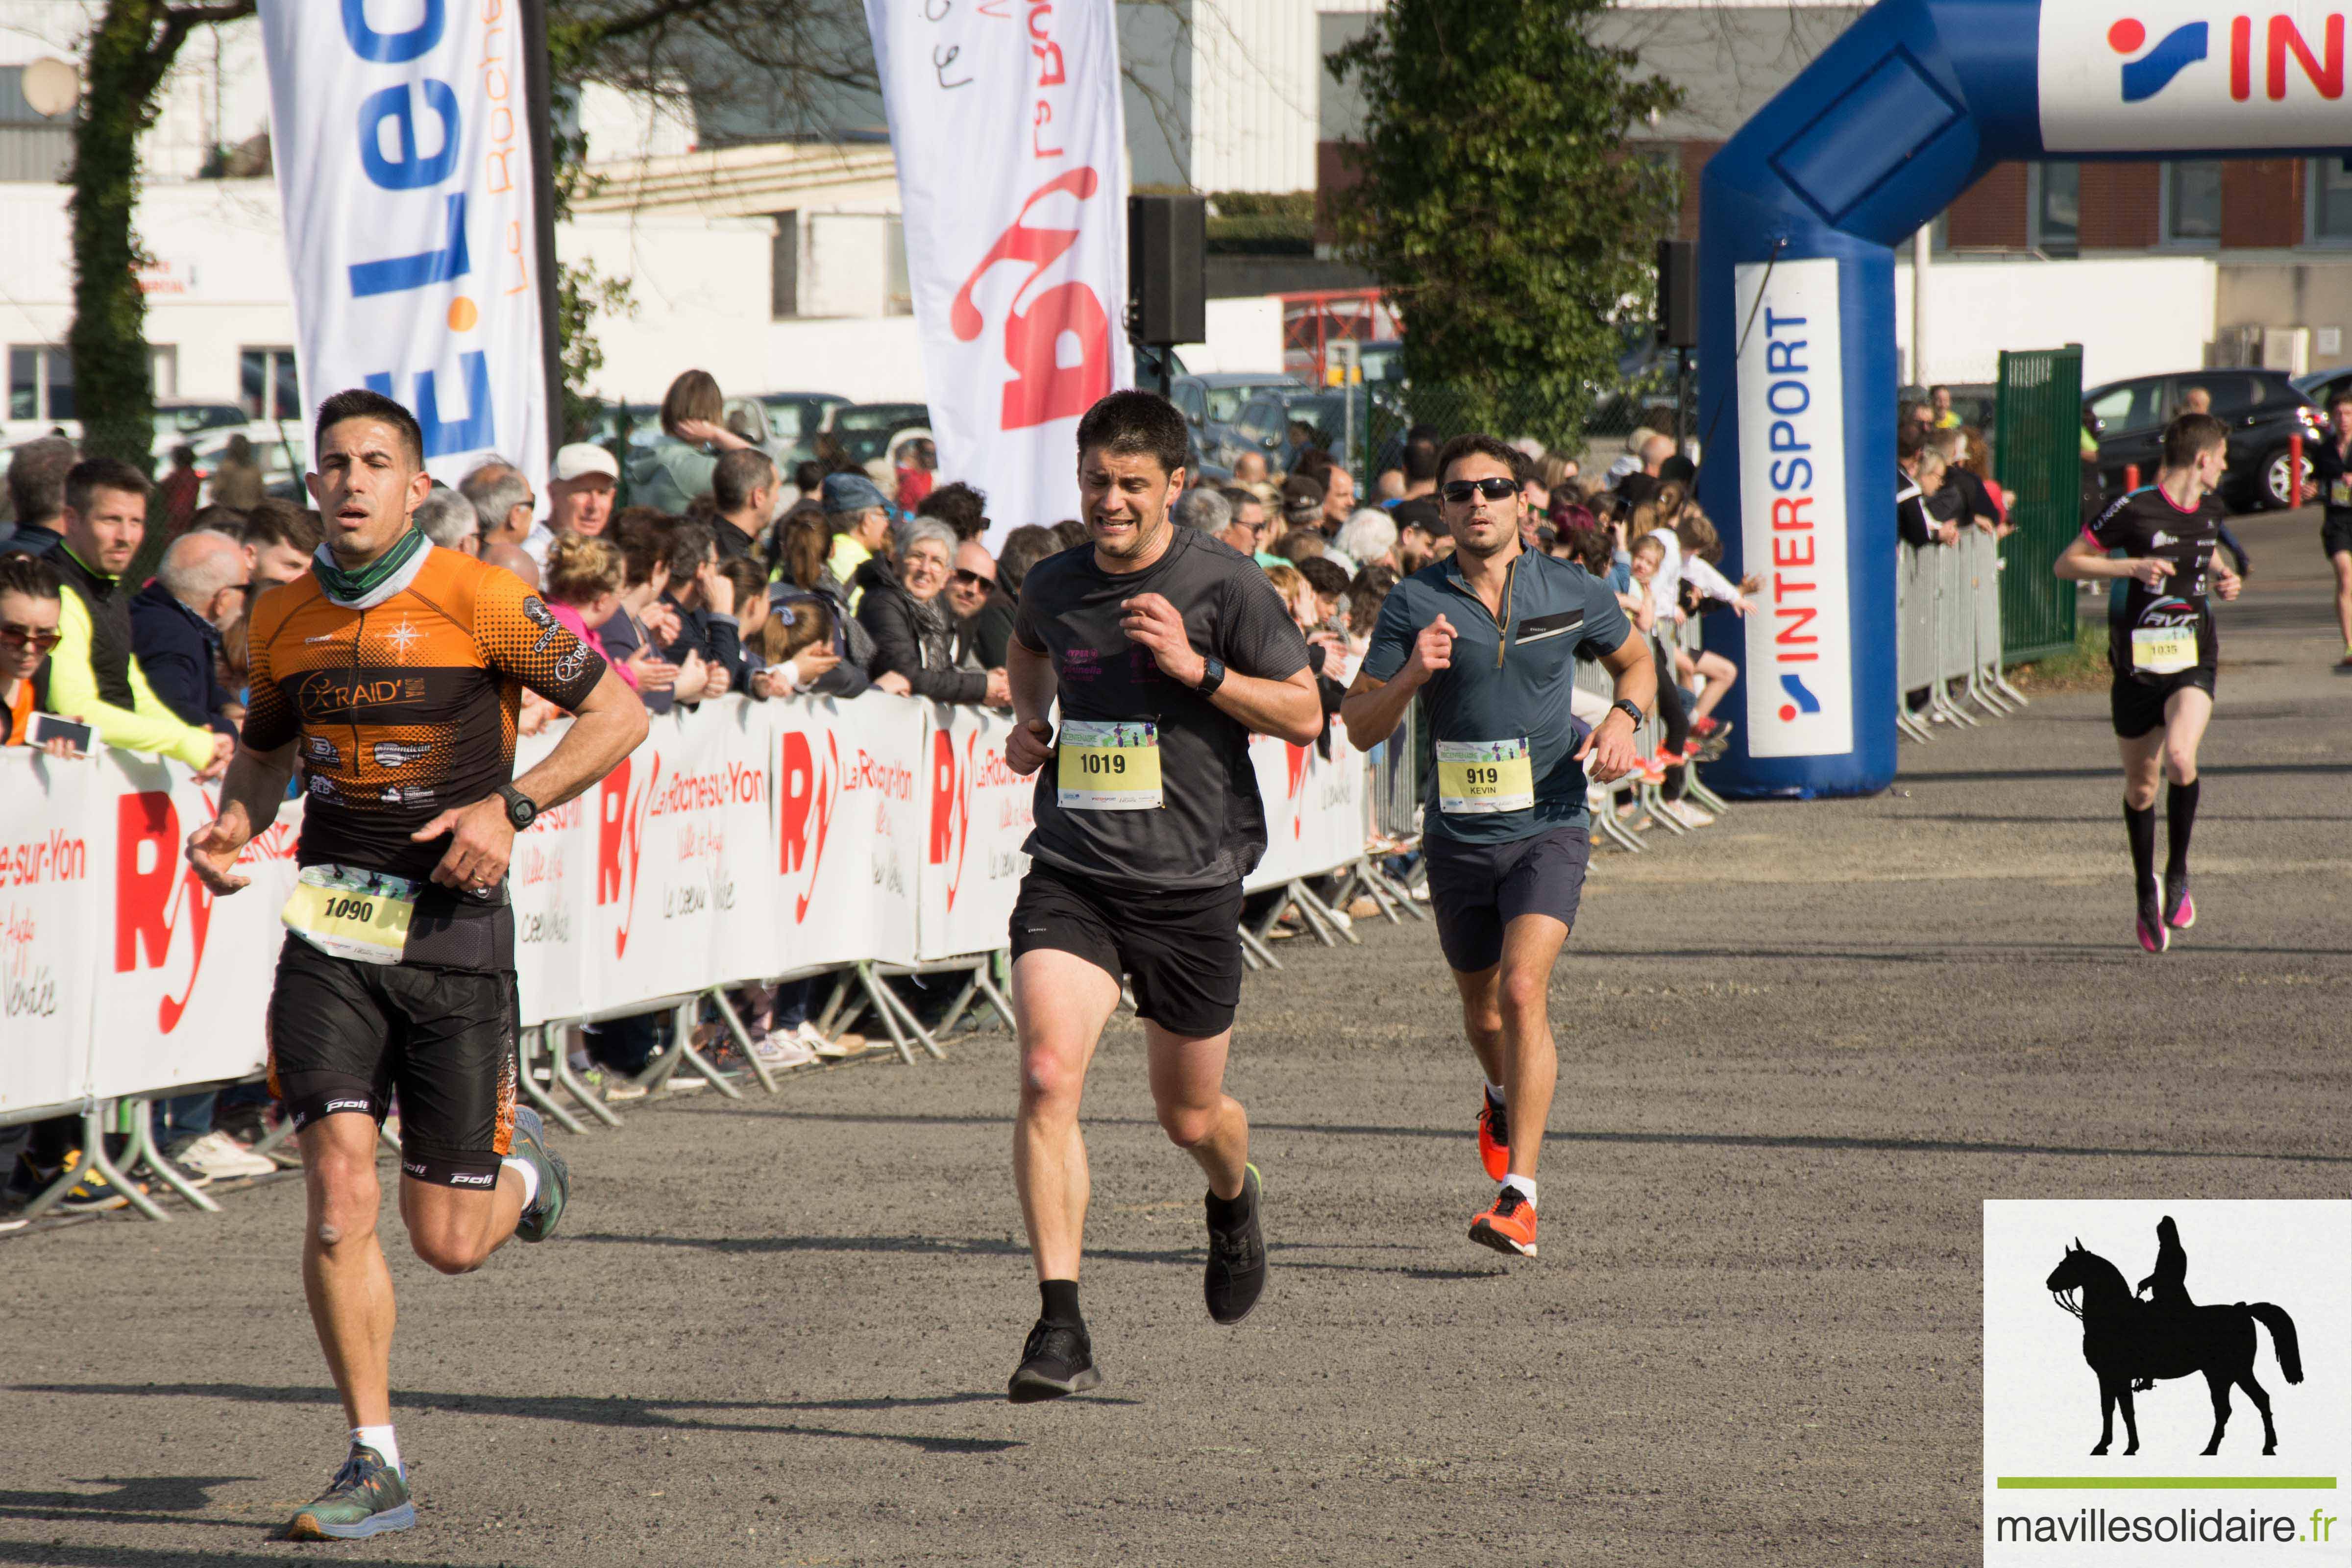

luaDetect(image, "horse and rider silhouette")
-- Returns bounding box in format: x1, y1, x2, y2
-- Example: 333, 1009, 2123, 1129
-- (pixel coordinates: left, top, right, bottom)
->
2045, 1217, 2303, 1457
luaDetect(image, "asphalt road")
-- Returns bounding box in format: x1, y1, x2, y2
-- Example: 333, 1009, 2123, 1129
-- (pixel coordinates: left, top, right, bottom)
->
3, 511, 2345, 1568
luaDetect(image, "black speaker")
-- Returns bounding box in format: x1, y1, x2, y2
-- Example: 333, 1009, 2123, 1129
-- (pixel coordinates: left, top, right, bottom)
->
1657, 239, 1697, 349
1129, 194, 1207, 346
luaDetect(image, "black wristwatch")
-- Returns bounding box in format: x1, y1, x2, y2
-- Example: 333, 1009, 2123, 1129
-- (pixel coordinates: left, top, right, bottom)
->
1194, 655, 1227, 698
1611, 699, 1645, 727
496, 784, 538, 831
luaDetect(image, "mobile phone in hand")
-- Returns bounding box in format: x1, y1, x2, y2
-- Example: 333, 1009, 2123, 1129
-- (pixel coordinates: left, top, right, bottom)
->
25, 712, 94, 753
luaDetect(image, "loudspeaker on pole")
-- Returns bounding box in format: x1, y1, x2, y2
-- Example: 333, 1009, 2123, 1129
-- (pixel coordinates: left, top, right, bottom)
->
1657, 239, 1697, 350
1128, 194, 1207, 348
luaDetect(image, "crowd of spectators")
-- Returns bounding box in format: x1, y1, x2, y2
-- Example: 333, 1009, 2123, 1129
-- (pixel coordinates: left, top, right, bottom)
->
2, 363, 1756, 1213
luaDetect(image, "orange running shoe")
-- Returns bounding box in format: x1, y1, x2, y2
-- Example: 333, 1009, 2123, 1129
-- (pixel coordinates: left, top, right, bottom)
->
1469, 1186, 1538, 1257
1476, 1092, 1510, 1182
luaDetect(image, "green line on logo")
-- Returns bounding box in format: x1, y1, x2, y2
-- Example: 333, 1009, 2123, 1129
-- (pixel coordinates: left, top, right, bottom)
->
1996, 1477, 2338, 1491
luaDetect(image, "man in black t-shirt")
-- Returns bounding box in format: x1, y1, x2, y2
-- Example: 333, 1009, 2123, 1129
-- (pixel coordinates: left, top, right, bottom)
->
2057, 412, 2242, 955
1000, 391, 1320, 1403
2299, 389, 2352, 670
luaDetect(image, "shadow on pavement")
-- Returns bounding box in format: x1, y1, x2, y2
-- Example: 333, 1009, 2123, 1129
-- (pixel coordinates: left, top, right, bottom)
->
0, 1477, 257, 1532
2, 1386, 1026, 1453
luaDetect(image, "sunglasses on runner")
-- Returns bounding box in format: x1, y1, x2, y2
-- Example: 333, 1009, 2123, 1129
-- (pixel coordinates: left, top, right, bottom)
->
1441, 477, 1519, 504
0, 622, 62, 652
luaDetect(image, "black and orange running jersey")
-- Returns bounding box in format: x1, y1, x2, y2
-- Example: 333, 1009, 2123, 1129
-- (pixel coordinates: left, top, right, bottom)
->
245, 547, 607, 882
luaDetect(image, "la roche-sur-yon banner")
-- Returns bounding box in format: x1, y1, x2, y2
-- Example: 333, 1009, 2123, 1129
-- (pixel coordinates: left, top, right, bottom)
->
259, 0, 552, 489
865, 0, 1132, 547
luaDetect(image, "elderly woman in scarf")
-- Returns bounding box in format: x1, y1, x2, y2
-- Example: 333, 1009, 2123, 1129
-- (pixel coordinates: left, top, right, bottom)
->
854, 518, 1009, 706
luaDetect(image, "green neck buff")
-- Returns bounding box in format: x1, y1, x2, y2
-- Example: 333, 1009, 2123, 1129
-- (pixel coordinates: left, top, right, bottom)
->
313, 526, 428, 609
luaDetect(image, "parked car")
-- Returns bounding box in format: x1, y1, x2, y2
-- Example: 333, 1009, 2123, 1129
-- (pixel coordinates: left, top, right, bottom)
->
822, 402, 932, 466
152, 401, 250, 459
1220, 386, 1376, 474
2082, 368, 2322, 510
1172, 372, 1304, 471
757, 392, 852, 467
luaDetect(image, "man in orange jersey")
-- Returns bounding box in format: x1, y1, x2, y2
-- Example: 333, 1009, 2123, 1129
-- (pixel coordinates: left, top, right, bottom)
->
186, 390, 646, 1540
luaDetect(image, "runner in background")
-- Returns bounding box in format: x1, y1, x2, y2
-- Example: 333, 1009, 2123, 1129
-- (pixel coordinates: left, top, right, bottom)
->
1000, 391, 1320, 1402
1340, 434, 1654, 1260
2057, 412, 2241, 954
2298, 388, 2352, 672
185, 389, 648, 1539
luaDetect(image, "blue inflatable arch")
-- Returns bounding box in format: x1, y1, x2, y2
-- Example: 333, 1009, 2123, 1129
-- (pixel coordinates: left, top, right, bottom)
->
1696, 0, 2352, 797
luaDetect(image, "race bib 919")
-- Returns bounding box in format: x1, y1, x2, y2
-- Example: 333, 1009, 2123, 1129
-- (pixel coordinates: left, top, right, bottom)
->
1436, 737, 1535, 814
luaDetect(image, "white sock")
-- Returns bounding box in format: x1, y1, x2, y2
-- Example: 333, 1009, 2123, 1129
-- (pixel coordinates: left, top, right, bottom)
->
351, 1424, 400, 1471
501, 1155, 540, 1208
1484, 1081, 1507, 1105
1501, 1174, 1538, 1208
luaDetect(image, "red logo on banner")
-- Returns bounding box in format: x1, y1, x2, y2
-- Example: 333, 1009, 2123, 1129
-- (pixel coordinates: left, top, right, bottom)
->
779, 728, 838, 923
596, 754, 656, 956
114, 790, 214, 1033
928, 728, 973, 910
1286, 742, 1311, 840
951, 168, 1114, 431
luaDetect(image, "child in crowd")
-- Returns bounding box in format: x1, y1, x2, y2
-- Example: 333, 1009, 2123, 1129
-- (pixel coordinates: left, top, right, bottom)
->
754, 591, 870, 699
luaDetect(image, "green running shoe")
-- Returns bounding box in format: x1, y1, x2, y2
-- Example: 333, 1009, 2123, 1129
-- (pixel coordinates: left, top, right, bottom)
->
282, 1444, 414, 1540
510, 1106, 568, 1243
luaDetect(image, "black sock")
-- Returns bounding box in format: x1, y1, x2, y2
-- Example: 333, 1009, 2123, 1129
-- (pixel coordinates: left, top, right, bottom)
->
2166, 779, 2200, 876
1038, 1278, 1082, 1328
2124, 800, 2156, 890
1206, 1183, 1250, 1225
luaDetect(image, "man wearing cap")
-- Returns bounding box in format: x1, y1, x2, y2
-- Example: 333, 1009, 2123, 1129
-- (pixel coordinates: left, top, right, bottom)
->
822, 471, 894, 612
1279, 472, 1325, 533
548, 443, 618, 539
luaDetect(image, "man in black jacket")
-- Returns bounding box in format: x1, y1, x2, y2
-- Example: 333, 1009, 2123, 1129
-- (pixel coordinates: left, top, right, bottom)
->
129, 529, 245, 738
656, 520, 745, 697
711, 448, 776, 563
2, 436, 77, 553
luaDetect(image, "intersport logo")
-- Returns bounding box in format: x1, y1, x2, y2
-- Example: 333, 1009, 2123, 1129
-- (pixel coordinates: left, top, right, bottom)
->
2108, 13, 2347, 102
2045, 6, 2352, 151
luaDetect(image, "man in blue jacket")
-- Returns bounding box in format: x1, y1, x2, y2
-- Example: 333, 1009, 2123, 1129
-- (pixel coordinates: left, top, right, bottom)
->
129, 528, 245, 738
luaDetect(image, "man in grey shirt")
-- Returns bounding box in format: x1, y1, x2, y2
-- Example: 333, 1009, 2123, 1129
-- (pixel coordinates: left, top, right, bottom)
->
1001, 391, 1319, 1403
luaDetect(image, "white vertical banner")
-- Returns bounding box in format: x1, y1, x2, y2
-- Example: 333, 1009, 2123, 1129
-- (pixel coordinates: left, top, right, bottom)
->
259, 0, 549, 488
865, 0, 1132, 543
0, 754, 99, 1115
917, 702, 1032, 961
1736, 257, 1854, 760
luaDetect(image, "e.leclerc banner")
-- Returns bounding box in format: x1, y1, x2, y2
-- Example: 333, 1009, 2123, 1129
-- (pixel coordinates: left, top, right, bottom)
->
865, 0, 1132, 544
259, 0, 549, 488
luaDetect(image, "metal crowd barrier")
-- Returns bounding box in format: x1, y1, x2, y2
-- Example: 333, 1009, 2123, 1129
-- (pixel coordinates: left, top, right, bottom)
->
1896, 528, 2027, 740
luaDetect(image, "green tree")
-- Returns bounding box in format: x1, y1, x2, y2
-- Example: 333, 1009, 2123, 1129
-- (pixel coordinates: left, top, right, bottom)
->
67, 2, 255, 471
1327, 0, 1683, 444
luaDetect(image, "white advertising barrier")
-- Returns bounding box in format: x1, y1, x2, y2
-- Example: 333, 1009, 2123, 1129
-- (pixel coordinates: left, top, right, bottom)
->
1243, 722, 1370, 894
87, 751, 305, 1101
864, 0, 1131, 547
1, 752, 98, 1115
918, 702, 1035, 962
1, 693, 1379, 1111
259, 0, 550, 488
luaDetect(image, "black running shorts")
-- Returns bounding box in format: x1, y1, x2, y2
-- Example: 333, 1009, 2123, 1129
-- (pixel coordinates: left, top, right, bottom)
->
2109, 666, 2215, 740
1424, 824, 1592, 974
1009, 862, 1245, 1037
2323, 514, 2352, 560
267, 935, 519, 1189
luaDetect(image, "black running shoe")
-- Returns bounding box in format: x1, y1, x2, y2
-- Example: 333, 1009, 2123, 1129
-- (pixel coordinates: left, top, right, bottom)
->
1203, 1163, 1267, 1325
2163, 869, 2195, 930
1007, 1319, 1101, 1403
509, 1106, 568, 1243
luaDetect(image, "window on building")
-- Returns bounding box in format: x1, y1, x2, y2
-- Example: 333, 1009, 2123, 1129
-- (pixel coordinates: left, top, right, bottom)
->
2311, 157, 2352, 242
884, 218, 912, 317
8, 345, 73, 421
240, 346, 299, 421
2165, 161, 2223, 244
770, 210, 800, 318
149, 344, 178, 401
2033, 163, 2080, 255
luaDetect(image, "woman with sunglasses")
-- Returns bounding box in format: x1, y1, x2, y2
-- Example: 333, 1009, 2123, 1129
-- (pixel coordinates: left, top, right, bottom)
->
1, 551, 84, 759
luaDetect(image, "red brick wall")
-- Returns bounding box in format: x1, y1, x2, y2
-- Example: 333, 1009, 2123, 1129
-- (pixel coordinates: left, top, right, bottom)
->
2222, 159, 2303, 248
1945, 162, 2028, 248
2079, 161, 2162, 249
1676, 140, 1721, 243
